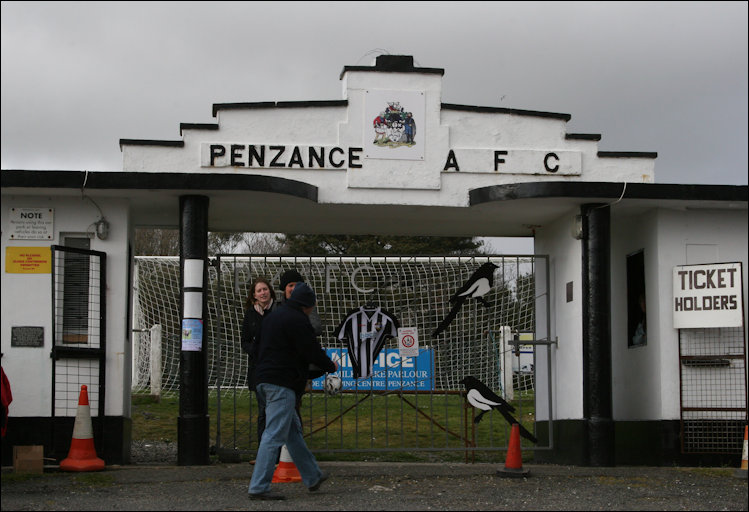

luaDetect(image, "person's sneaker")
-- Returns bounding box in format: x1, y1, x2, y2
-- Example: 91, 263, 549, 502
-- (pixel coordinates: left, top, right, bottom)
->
308, 471, 329, 492
248, 490, 285, 500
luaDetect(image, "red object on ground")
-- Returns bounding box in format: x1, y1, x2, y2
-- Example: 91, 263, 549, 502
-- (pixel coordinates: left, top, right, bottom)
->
60, 385, 105, 472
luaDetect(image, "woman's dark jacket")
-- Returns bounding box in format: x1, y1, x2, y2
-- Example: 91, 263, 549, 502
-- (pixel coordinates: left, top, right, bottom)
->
241, 301, 277, 391
252, 302, 336, 396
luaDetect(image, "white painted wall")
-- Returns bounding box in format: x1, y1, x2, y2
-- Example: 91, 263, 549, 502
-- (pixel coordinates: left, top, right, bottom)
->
535, 205, 747, 425
1, 194, 132, 419
611, 210, 661, 420
534, 210, 584, 421
611, 207, 748, 421
653, 208, 748, 420
122, 67, 655, 209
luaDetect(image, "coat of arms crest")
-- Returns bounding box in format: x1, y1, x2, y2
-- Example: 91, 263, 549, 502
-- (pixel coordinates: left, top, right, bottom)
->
372, 101, 416, 148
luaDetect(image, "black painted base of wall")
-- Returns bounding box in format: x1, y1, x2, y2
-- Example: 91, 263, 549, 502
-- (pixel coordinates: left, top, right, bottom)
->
4, 416, 740, 468
534, 420, 741, 466
1, 416, 131, 466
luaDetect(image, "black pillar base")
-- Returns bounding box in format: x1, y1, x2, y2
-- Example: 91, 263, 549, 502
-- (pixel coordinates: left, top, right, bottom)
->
177, 414, 210, 465
587, 416, 615, 466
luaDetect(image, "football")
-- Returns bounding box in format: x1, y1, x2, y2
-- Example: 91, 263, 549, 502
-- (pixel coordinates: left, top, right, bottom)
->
323, 374, 342, 396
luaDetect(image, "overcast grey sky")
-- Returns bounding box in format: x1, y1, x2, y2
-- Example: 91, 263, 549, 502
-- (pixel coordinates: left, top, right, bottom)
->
2, 1, 747, 189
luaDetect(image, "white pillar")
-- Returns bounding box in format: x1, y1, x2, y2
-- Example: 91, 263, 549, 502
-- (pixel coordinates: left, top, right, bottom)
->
150, 324, 162, 398
499, 326, 514, 401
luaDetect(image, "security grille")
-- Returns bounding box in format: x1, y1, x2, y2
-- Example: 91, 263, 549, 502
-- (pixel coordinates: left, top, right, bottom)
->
51, 245, 106, 452
679, 326, 747, 453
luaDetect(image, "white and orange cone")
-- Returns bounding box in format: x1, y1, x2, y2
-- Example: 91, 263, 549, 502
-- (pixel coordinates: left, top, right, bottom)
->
271, 444, 302, 483
60, 385, 105, 472
496, 423, 530, 478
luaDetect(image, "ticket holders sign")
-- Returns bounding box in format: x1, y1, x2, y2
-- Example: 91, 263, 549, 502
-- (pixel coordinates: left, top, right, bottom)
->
673, 262, 743, 328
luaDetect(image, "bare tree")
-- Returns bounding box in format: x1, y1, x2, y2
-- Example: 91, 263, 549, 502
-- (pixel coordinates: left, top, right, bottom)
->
135, 228, 179, 255
135, 229, 288, 256
207, 232, 247, 255
277, 234, 484, 256
240, 232, 287, 254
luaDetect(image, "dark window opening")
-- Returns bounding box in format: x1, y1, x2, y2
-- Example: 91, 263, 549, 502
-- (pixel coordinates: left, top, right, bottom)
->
62, 237, 90, 344
627, 250, 646, 347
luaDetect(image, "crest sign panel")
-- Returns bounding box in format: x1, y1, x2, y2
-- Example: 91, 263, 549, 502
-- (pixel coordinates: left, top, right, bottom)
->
365, 89, 425, 161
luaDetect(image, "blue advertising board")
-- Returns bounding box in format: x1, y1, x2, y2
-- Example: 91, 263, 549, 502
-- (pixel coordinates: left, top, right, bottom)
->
310, 348, 434, 391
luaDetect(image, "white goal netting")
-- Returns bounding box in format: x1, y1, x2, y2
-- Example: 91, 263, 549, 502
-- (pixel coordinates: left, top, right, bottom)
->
132, 255, 540, 394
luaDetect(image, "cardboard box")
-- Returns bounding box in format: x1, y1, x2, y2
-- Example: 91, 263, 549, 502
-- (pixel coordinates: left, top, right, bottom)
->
13, 445, 44, 474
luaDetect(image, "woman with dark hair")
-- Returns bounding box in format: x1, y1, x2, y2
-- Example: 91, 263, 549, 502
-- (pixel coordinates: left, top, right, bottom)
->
241, 277, 277, 457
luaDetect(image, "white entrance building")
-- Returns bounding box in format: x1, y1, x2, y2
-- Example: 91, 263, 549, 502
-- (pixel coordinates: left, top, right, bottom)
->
2, 55, 746, 466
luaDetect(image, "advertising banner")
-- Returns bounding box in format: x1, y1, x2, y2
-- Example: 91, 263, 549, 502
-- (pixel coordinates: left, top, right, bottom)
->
311, 348, 434, 391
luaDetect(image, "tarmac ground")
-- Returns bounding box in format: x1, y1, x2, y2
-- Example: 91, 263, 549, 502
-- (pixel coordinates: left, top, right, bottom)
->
1, 461, 747, 511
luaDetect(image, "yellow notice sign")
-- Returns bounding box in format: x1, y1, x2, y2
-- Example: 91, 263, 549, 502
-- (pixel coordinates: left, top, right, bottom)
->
5, 247, 52, 273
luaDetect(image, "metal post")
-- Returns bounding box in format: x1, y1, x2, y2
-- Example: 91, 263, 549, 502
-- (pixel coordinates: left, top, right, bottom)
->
178, 195, 210, 465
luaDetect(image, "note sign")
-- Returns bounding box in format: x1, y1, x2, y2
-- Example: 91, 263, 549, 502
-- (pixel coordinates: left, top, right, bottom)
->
8, 208, 54, 240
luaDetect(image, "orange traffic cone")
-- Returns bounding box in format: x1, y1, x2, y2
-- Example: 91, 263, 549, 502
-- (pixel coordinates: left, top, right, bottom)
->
735, 425, 747, 480
60, 385, 105, 472
496, 423, 530, 478
271, 444, 302, 483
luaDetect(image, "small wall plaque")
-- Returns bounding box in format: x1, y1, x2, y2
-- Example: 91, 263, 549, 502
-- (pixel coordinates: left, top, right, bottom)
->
11, 326, 44, 347
8, 208, 54, 240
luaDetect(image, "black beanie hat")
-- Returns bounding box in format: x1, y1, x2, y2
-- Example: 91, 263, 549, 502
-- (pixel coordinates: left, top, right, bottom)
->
288, 282, 316, 308
280, 269, 304, 291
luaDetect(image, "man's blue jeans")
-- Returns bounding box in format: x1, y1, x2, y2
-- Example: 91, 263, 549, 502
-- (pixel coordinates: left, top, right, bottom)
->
248, 383, 324, 494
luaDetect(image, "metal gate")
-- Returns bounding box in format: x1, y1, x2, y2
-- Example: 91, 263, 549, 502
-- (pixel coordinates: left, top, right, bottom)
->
211, 255, 551, 461
678, 326, 747, 453
51, 245, 107, 457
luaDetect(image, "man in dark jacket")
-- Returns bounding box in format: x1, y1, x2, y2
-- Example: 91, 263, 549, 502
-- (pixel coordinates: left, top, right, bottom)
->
277, 269, 323, 336
276, 268, 326, 395
248, 282, 337, 500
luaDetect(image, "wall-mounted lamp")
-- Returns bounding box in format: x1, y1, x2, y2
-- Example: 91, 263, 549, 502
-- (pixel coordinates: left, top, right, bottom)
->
571, 214, 584, 240
82, 193, 110, 240
95, 218, 109, 240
